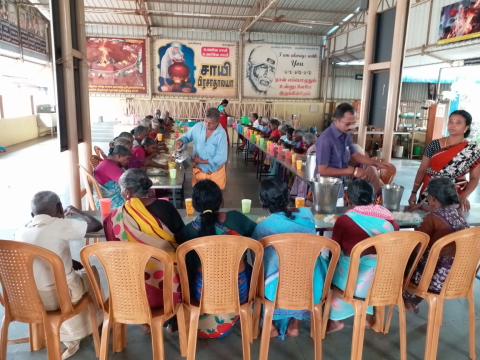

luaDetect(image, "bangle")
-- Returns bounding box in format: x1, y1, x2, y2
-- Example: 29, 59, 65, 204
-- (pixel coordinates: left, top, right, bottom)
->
411, 190, 417, 194
414, 182, 421, 186
353, 167, 358, 177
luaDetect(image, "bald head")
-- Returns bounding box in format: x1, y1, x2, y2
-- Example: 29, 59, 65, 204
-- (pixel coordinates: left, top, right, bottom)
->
31, 191, 63, 217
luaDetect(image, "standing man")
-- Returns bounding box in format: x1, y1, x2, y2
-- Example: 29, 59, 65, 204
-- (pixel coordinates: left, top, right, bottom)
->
316, 103, 390, 206
176, 108, 228, 190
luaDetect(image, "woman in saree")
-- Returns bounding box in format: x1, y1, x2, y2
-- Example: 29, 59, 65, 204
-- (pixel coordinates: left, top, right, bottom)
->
179, 179, 257, 338
403, 177, 468, 313
93, 145, 130, 210
252, 178, 320, 340
218, 99, 230, 146
132, 137, 167, 169
104, 169, 185, 331
326, 179, 399, 333
408, 110, 480, 212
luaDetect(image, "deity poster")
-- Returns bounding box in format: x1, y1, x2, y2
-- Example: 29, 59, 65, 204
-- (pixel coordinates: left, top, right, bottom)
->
438, 0, 480, 44
154, 40, 236, 97
243, 43, 320, 99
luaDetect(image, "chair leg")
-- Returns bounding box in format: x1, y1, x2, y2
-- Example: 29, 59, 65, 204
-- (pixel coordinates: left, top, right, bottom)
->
113, 323, 126, 352
176, 305, 188, 357
88, 302, 101, 357
100, 314, 112, 360
151, 317, 166, 360
322, 291, 333, 339
371, 306, 385, 333
85, 238, 90, 246
313, 304, 323, 360
259, 300, 274, 360
94, 237, 100, 244
44, 319, 63, 360
28, 323, 45, 351
468, 289, 476, 360
0, 315, 10, 360
252, 297, 262, 340
424, 296, 438, 360
351, 301, 367, 360
429, 298, 444, 360
397, 299, 407, 360
239, 304, 252, 360
384, 305, 394, 334
187, 306, 200, 360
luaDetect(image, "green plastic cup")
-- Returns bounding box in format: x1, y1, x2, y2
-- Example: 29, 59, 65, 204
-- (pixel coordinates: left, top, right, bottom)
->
241, 199, 252, 214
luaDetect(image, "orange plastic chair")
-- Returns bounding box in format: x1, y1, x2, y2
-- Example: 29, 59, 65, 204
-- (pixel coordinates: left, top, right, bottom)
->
90, 155, 103, 169
404, 227, 480, 360
94, 146, 108, 160
80, 241, 185, 360
0, 240, 100, 360
252, 234, 341, 360
322, 231, 429, 360
79, 164, 102, 245
380, 163, 396, 185
176, 236, 264, 360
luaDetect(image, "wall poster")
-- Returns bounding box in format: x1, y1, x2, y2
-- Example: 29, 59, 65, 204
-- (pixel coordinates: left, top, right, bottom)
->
438, 0, 480, 44
243, 43, 320, 99
86, 37, 147, 94
154, 39, 237, 97
0, 0, 19, 47
18, 8, 47, 54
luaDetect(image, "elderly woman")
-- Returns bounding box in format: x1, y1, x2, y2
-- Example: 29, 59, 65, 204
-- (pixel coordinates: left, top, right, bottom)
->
278, 124, 289, 142
131, 125, 149, 147
112, 133, 146, 170
179, 179, 257, 338
403, 177, 468, 313
326, 179, 399, 333
93, 145, 130, 210
252, 178, 320, 339
104, 169, 184, 327
290, 133, 317, 199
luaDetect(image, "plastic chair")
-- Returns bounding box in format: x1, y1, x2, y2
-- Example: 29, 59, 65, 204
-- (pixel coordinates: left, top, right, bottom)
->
322, 231, 429, 360
79, 164, 102, 245
94, 146, 108, 160
252, 234, 341, 360
0, 240, 100, 360
80, 241, 185, 360
380, 164, 396, 185
404, 227, 480, 360
176, 236, 264, 360
90, 155, 103, 169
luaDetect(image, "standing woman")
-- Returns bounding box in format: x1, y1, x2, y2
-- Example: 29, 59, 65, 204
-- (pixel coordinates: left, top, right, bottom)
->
407, 110, 480, 212
218, 99, 230, 146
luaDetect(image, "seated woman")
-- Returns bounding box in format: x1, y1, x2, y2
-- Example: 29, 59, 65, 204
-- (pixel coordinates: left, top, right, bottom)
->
327, 179, 399, 333
133, 138, 167, 169
280, 127, 295, 145
93, 145, 130, 210
268, 119, 281, 142
252, 178, 319, 340
104, 169, 184, 326
403, 177, 468, 313
132, 125, 149, 147
289, 130, 304, 149
179, 179, 257, 338
290, 133, 317, 199
349, 144, 383, 204
148, 119, 161, 139
278, 124, 289, 143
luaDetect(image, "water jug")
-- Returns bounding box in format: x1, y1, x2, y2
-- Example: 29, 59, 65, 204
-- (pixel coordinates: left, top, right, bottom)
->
311, 177, 342, 214
382, 184, 404, 211
305, 153, 317, 182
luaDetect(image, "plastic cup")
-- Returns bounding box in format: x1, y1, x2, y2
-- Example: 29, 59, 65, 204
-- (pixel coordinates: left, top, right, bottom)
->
267, 141, 272, 148
175, 130, 180, 138
241, 199, 252, 214
170, 139, 175, 147
295, 197, 305, 208
292, 153, 297, 163
269, 143, 275, 152
285, 151, 291, 160
156, 134, 163, 141
168, 162, 176, 169
99, 198, 112, 216
277, 146, 283, 156
185, 198, 194, 216
296, 160, 303, 170
169, 168, 177, 179
260, 138, 265, 147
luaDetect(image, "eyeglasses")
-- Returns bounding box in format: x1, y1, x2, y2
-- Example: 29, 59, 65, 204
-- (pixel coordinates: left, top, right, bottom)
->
339, 120, 357, 127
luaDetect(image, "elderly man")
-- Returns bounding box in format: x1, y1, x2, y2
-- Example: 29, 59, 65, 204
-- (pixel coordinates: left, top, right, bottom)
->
15, 191, 103, 358
176, 107, 228, 189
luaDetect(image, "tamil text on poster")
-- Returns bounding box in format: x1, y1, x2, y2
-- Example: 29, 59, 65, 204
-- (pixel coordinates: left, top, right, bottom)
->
438, 0, 480, 44
243, 43, 320, 99
154, 40, 236, 97
87, 37, 147, 94
0, 0, 19, 47
18, 8, 46, 54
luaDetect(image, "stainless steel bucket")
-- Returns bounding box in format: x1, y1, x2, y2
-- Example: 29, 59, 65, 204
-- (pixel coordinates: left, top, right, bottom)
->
173, 149, 193, 169
305, 153, 317, 182
393, 146, 404, 158
311, 176, 342, 214
382, 184, 404, 211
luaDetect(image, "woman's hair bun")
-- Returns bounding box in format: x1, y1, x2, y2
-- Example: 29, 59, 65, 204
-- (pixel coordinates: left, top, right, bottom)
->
139, 177, 152, 190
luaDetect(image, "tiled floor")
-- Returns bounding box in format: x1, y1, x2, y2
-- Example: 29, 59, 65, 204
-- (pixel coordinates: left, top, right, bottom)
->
0, 136, 479, 359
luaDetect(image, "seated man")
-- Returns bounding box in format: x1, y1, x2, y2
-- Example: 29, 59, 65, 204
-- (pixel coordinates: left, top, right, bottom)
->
15, 191, 104, 358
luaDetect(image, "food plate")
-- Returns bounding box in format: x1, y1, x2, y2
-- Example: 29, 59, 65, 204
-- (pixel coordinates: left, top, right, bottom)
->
146, 168, 168, 176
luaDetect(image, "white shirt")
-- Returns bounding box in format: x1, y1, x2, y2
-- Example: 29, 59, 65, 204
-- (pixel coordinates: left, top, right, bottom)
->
253, 120, 259, 127
15, 214, 87, 290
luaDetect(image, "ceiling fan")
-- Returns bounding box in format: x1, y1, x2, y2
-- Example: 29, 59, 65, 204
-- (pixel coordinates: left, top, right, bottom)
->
244, 33, 265, 43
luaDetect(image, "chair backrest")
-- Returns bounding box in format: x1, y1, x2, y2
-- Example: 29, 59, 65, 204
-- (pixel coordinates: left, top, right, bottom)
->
345, 231, 429, 306
176, 236, 264, 315
259, 234, 340, 311
414, 227, 480, 299
80, 242, 175, 324
94, 146, 107, 160
79, 164, 103, 211
90, 155, 103, 169
380, 164, 396, 185
0, 240, 74, 323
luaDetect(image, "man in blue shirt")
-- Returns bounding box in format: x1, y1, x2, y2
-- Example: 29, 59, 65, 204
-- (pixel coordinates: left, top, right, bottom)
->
315, 103, 390, 206
176, 108, 228, 189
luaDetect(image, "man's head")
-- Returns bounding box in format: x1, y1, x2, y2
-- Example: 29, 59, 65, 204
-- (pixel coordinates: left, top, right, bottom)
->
333, 103, 356, 133
205, 108, 220, 131
247, 46, 277, 94
31, 191, 63, 218
249, 113, 259, 123
269, 119, 280, 130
